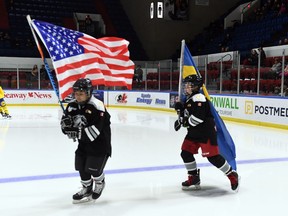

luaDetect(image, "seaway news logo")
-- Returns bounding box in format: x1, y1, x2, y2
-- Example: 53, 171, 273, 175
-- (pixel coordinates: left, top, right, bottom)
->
5, 92, 52, 100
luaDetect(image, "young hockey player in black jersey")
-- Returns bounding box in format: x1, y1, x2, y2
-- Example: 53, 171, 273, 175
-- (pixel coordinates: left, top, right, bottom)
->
174, 75, 239, 191
61, 78, 111, 203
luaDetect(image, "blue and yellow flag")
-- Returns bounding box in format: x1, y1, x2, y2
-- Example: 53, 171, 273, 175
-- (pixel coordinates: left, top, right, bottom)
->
182, 43, 237, 170
183, 45, 198, 78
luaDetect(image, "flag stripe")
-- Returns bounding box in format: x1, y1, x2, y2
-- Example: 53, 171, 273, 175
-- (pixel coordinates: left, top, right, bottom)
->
80, 37, 130, 57
183, 46, 198, 78
55, 54, 134, 76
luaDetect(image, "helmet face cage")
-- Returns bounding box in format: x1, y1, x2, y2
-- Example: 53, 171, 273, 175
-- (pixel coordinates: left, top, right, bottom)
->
72, 78, 93, 99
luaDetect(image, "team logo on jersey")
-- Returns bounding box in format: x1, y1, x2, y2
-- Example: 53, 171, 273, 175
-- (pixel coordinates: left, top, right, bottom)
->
73, 115, 88, 127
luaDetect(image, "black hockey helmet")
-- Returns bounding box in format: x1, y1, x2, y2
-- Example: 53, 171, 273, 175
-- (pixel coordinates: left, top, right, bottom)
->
183, 75, 203, 89
72, 78, 93, 98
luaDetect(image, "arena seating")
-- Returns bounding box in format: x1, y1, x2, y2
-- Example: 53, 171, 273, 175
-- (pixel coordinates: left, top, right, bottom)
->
0, 0, 147, 60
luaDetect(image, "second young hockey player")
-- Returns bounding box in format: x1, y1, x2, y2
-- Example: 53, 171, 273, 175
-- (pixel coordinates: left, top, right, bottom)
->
174, 75, 239, 192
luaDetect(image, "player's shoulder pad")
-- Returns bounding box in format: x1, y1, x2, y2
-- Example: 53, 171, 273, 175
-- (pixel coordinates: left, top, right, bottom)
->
88, 97, 105, 112
192, 93, 206, 102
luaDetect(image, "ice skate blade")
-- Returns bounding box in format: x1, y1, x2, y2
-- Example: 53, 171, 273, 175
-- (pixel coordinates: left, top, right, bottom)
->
72, 195, 93, 204
182, 184, 201, 191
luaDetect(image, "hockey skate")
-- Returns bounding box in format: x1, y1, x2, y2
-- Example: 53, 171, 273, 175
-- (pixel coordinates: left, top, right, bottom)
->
72, 183, 93, 204
227, 170, 240, 192
182, 169, 201, 190
92, 179, 105, 200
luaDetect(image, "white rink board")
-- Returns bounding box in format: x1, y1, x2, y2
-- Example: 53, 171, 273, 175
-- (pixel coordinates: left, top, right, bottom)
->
106, 91, 170, 109
210, 95, 288, 125
3, 90, 288, 128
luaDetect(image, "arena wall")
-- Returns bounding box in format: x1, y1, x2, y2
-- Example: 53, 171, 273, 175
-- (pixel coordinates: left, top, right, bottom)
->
4, 89, 288, 130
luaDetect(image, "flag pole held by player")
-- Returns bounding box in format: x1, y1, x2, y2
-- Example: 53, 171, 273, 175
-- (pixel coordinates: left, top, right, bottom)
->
26, 15, 65, 111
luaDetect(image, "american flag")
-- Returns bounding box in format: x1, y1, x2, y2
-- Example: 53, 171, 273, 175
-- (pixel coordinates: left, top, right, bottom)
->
31, 19, 135, 100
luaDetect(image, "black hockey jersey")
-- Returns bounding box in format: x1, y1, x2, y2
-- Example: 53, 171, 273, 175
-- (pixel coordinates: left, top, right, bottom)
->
183, 92, 217, 145
63, 96, 112, 157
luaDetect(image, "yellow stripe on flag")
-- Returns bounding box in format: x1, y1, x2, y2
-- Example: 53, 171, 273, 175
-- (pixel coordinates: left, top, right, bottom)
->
182, 65, 197, 78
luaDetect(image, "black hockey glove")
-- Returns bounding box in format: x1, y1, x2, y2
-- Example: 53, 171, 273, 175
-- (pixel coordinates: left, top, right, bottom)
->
60, 115, 73, 129
175, 102, 184, 112
63, 127, 82, 140
174, 118, 182, 131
